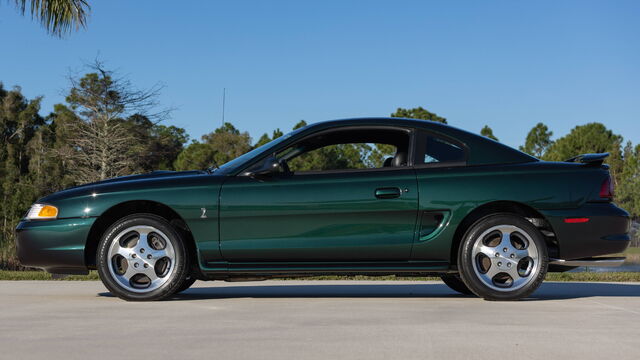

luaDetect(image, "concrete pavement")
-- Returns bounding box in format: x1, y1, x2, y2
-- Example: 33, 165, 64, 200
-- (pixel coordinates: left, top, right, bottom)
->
1, 280, 639, 359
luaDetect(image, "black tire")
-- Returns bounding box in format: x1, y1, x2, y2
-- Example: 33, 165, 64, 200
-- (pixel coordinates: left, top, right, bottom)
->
175, 275, 197, 294
97, 214, 189, 301
457, 213, 548, 301
440, 274, 474, 295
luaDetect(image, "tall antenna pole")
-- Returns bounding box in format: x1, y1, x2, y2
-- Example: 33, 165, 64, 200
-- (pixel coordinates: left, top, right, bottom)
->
221, 88, 226, 126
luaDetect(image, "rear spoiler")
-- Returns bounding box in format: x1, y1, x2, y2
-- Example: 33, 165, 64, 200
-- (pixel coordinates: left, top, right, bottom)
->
564, 153, 609, 166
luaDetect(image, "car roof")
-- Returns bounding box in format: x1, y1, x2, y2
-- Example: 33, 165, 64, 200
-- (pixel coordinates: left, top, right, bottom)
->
302, 117, 537, 166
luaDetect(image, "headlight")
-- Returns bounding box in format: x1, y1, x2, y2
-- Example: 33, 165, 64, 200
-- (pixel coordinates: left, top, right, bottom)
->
26, 204, 58, 220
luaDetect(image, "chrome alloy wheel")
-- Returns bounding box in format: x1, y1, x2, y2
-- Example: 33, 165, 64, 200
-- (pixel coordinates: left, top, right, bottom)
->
471, 224, 540, 292
107, 225, 176, 293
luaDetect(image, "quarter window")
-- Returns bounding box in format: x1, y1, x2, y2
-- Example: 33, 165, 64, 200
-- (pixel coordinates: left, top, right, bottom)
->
418, 133, 465, 164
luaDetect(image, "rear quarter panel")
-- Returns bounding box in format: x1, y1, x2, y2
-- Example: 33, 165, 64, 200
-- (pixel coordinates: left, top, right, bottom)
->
412, 162, 591, 261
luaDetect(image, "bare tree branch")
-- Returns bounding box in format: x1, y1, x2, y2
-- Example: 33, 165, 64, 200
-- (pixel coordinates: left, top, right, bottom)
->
59, 60, 172, 183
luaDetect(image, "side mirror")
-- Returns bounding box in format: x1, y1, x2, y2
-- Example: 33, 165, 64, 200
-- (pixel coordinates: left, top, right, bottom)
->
245, 156, 283, 179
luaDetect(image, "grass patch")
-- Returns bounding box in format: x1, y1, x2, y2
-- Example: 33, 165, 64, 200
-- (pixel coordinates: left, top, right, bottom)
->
1, 271, 640, 282
0, 270, 99, 281
545, 272, 640, 282
288, 273, 640, 282
622, 246, 640, 263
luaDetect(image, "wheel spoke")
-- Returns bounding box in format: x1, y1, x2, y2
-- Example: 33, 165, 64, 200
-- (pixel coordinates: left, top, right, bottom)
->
499, 231, 513, 250
141, 266, 159, 282
137, 227, 151, 238
486, 264, 501, 279
120, 266, 137, 281
505, 264, 521, 280
115, 246, 131, 258
478, 244, 497, 257
514, 248, 530, 259
149, 248, 168, 260
136, 231, 149, 249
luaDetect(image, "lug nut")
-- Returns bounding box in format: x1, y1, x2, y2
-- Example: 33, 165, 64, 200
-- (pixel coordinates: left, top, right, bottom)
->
133, 263, 139, 268
132, 254, 136, 258
495, 253, 500, 257
144, 264, 149, 268
503, 248, 508, 252
497, 262, 502, 266
140, 248, 145, 253
510, 254, 515, 258
147, 254, 152, 259
507, 263, 512, 268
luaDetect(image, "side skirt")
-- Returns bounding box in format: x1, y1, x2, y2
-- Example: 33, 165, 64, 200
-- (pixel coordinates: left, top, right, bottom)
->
199, 260, 452, 280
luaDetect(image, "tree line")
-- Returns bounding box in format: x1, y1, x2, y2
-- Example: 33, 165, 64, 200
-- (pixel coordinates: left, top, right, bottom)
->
1, 67, 638, 269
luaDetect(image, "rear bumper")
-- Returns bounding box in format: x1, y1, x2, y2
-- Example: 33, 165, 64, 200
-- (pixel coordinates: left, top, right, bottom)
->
15, 217, 95, 274
541, 203, 631, 260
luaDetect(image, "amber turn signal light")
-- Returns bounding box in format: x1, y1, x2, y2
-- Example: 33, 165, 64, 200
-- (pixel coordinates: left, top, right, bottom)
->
26, 204, 58, 220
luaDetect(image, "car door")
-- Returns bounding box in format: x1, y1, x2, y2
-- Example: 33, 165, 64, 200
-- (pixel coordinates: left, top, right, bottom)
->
218, 128, 419, 262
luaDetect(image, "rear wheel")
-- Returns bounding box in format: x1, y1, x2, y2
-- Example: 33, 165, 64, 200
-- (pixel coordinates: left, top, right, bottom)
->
440, 274, 474, 295
458, 214, 548, 301
97, 214, 189, 301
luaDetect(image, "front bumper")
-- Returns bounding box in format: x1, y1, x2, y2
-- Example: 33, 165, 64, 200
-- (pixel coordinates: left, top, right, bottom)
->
541, 203, 631, 260
15, 217, 96, 274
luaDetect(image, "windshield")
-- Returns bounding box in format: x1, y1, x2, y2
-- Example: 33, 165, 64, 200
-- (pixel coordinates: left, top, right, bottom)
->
216, 126, 308, 172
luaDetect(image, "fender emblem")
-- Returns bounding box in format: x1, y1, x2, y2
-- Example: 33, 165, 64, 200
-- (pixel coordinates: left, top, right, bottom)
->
200, 208, 207, 219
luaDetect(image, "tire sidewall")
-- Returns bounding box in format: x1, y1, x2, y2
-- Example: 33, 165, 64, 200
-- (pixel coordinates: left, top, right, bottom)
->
97, 214, 188, 301
458, 213, 548, 301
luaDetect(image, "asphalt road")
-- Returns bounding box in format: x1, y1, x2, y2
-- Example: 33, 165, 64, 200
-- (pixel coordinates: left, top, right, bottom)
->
1, 280, 639, 360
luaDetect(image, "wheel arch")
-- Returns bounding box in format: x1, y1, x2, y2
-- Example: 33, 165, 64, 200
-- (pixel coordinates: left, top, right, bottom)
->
449, 201, 556, 266
84, 200, 198, 271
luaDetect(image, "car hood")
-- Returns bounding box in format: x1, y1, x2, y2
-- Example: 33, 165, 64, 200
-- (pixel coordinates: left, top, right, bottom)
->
82, 170, 207, 187
39, 170, 216, 203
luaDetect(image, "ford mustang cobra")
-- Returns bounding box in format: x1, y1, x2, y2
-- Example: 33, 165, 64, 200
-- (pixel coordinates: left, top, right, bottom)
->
16, 118, 631, 301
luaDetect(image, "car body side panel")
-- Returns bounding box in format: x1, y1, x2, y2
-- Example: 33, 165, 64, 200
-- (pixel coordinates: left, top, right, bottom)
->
34, 173, 224, 266
219, 169, 419, 262
412, 163, 578, 261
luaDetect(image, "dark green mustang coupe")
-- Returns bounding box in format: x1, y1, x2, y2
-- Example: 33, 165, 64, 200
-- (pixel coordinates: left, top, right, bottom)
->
16, 118, 630, 301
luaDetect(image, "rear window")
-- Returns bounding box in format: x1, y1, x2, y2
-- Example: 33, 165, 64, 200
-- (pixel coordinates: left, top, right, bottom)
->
418, 134, 466, 164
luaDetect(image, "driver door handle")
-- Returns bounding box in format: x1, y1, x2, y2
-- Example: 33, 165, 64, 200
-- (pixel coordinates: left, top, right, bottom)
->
375, 187, 402, 199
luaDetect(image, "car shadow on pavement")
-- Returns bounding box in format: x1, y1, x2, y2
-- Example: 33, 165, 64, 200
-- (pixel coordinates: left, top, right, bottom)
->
530, 282, 640, 300
98, 281, 640, 301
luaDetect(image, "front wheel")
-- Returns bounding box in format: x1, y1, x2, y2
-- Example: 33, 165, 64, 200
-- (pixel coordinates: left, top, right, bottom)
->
458, 214, 548, 301
175, 275, 197, 294
97, 214, 189, 301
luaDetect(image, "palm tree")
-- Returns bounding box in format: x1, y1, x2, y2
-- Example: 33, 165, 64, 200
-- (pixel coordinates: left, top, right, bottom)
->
11, 0, 90, 37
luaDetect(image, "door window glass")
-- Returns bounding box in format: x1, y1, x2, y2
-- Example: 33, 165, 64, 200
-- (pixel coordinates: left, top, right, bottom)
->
277, 128, 410, 173
286, 143, 397, 172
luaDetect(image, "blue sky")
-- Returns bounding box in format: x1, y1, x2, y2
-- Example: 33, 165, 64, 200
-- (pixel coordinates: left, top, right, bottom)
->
1, 0, 638, 148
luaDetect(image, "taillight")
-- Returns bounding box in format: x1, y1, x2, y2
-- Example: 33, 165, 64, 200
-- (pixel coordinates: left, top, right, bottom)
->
599, 176, 614, 199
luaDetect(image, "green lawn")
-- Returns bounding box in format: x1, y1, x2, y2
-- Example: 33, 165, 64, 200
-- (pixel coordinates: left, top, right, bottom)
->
1, 270, 640, 282
0, 270, 100, 281
622, 246, 640, 263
